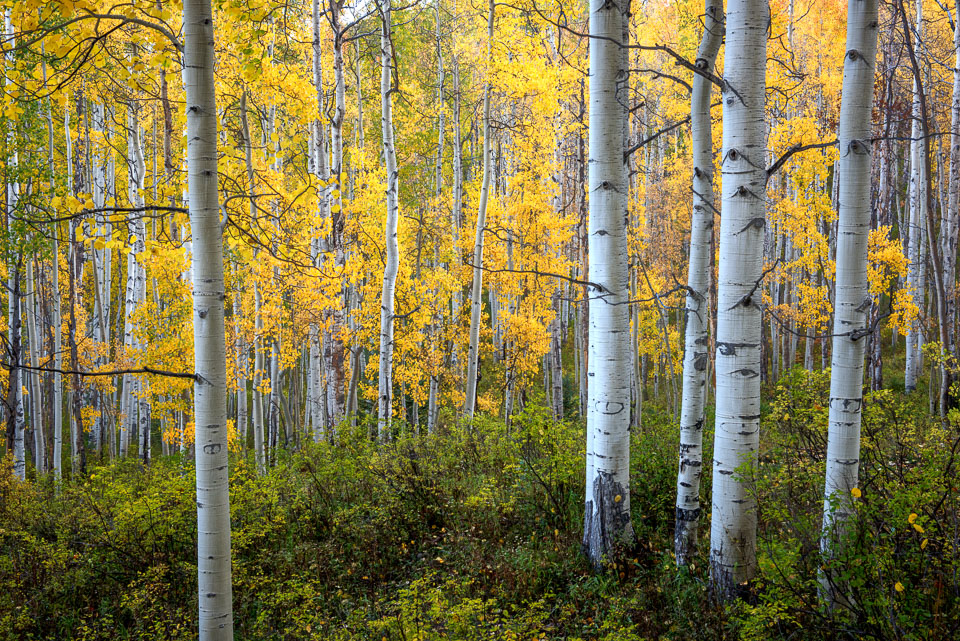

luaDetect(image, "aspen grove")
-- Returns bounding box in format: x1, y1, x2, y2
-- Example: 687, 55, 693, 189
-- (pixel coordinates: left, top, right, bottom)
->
2, 0, 960, 638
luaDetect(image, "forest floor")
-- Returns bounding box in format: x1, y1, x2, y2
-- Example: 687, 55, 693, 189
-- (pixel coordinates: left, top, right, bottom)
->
1, 366, 958, 640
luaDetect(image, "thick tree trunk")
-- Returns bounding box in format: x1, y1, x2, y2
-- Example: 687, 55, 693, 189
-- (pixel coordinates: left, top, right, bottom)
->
183, 0, 234, 637
819, 0, 879, 606
582, 0, 634, 569
709, 0, 767, 598
675, 0, 723, 567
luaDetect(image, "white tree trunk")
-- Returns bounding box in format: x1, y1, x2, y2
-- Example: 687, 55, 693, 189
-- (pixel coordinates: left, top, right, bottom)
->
463, 0, 495, 419
943, 0, 960, 409
4, 10, 24, 481
184, 0, 234, 636
582, 0, 633, 568
26, 258, 44, 474
904, 0, 924, 393
709, 0, 767, 597
377, 0, 400, 438
820, 0, 879, 605
41, 43, 63, 483
325, 1, 348, 429
675, 0, 722, 566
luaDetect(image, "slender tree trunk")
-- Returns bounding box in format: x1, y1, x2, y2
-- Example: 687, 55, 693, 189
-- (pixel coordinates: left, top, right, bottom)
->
463, 0, 495, 419
377, 0, 401, 438
904, 0, 924, 393
26, 257, 45, 474
709, 0, 768, 598
582, 0, 634, 568
942, 0, 960, 410
184, 0, 234, 636
324, 1, 348, 430
675, 0, 723, 567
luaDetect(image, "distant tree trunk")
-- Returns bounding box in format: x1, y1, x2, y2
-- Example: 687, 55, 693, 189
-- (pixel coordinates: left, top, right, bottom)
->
184, 0, 234, 637
26, 257, 45, 474
904, 0, 924, 393
675, 0, 723, 567
463, 0, 495, 419
428, 1, 445, 435
709, 0, 768, 598
942, 0, 960, 410
323, 0, 348, 430
582, 0, 634, 569
377, 0, 400, 438
819, 0, 879, 606
40, 45, 63, 483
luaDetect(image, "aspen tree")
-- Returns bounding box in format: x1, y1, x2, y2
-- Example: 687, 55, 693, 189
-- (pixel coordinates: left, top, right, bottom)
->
709, 0, 768, 597
41, 44, 63, 483
943, 0, 960, 411
463, 0, 495, 419
904, 0, 924, 393
582, 0, 633, 568
377, 0, 400, 437
675, 0, 723, 567
4, 9, 25, 481
427, 0, 445, 435
324, 0, 348, 430
819, 0, 879, 605
184, 0, 234, 636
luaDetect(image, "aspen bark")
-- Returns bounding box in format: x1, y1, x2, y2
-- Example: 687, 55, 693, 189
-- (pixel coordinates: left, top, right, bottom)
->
942, 0, 960, 409
582, 0, 634, 568
463, 0, 495, 419
709, 0, 767, 597
819, 0, 879, 605
377, 0, 400, 438
904, 0, 924, 393
675, 0, 723, 567
184, 0, 234, 636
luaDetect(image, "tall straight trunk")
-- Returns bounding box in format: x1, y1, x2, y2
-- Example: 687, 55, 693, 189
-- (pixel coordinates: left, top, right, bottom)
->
450, 54, 463, 377
377, 0, 400, 438
234, 296, 248, 446
675, 0, 723, 567
253, 282, 265, 471
819, 0, 879, 605
6, 262, 24, 480
428, 1, 445, 435
709, 0, 767, 598
40, 44, 63, 483
90, 101, 109, 456
463, 0, 495, 419
904, 0, 924, 393
4, 11, 24, 480
26, 258, 45, 474
582, 0, 633, 568
184, 0, 234, 636
239, 91, 265, 471
943, 0, 960, 410
323, 0, 348, 430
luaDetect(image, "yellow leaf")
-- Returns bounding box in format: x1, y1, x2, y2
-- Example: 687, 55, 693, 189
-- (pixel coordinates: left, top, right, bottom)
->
908, 513, 917, 524
850, 488, 861, 498
921, 539, 928, 550
894, 581, 904, 593
913, 523, 924, 534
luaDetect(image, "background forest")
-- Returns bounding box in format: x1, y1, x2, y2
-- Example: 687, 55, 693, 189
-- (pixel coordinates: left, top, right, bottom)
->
0, 0, 959, 639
